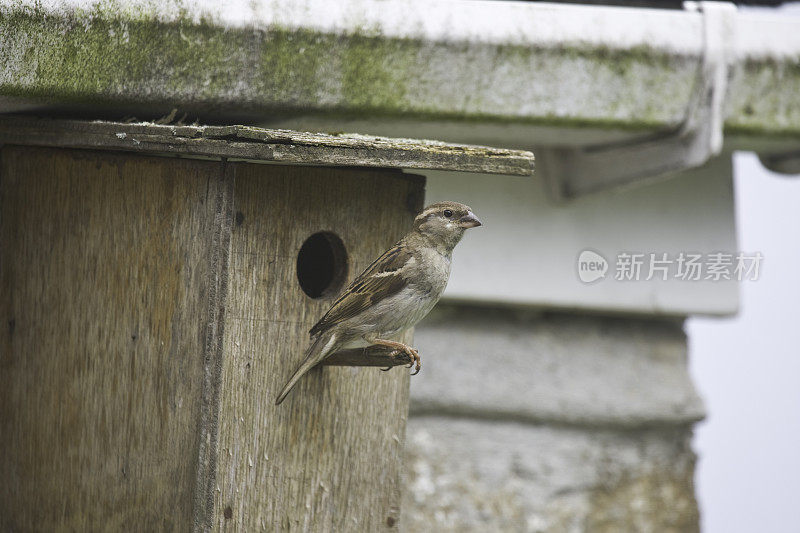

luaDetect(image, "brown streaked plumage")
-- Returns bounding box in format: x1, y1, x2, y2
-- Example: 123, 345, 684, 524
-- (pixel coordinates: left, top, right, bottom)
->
275, 201, 481, 405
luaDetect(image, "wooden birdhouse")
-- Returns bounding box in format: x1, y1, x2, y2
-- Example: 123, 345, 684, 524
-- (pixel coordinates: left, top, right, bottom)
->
0, 117, 533, 531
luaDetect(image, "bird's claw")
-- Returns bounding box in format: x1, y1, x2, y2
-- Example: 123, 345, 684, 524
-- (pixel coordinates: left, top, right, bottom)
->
403, 346, 421, 376
379, 346, 421, 375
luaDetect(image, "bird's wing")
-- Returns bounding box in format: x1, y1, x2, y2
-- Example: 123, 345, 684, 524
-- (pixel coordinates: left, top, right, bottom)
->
309, 242, 412, 337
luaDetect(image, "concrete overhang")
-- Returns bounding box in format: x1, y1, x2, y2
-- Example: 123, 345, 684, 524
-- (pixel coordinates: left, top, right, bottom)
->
1, 1, 798, 151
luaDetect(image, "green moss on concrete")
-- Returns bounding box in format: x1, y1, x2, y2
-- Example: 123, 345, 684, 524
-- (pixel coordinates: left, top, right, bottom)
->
587, 465, 700, 533
340, 33, 413, 111
0, 9, 221, 102
257, 28, 328, 106
1, 6, 420, 111
0, 2, 768, 135
724, 56, 800, 137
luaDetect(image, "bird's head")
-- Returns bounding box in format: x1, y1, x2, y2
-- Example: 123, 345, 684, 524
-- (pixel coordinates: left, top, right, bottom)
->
413, 201, 482, 251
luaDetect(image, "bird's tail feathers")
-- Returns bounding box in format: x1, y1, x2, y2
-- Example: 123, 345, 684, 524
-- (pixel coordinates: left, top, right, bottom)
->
274, 332, 337, 405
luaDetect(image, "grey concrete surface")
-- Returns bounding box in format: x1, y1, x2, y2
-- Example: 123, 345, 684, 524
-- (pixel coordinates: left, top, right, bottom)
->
403, 305, 702, 532
410, 305, 705, 427
402, 418, 698, 533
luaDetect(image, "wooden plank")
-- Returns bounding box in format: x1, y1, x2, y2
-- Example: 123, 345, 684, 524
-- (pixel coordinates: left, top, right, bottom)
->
193, 161, 235, 531
0, 116, 534, 176
321, 346, 413, 368
0, 146, 230, 531
214, 163, 421, 531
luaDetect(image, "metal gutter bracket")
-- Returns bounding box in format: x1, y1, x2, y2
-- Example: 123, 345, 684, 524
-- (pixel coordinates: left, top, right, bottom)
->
539, 1, 737, 199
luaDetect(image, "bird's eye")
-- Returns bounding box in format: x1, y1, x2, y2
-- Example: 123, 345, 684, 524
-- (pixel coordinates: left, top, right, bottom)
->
443, 209, 453, 218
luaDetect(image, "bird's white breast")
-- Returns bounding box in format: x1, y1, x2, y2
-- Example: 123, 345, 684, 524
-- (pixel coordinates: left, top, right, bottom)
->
344, 248, 452, 339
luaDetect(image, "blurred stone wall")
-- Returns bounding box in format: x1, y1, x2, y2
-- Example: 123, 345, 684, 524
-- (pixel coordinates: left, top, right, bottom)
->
401, 305, 703, 532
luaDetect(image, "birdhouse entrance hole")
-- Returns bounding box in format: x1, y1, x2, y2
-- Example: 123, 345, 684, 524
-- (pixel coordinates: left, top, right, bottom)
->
296, 231, 348, 299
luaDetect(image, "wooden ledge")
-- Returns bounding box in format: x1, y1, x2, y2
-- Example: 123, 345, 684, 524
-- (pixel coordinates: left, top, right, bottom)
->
0, 116, 534, 176
320, 345, 413, 368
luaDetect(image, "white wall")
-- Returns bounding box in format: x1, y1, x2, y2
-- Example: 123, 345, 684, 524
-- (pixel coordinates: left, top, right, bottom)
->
688, 152, 800, 533
426, 157, 738, 316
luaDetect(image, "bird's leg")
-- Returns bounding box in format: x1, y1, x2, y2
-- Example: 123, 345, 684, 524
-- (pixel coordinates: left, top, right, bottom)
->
367, 337, 421, 375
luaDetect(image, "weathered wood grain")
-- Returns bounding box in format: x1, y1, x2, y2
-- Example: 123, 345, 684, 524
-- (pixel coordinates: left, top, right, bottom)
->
0, 146, 229, 531
193, 161, 235, 531
0, 145, 423, 532
0, 116, 535, 176
214, 164, 421, 531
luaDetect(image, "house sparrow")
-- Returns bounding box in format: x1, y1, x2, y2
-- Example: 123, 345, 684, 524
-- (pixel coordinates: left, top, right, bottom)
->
275, 201, 482, 405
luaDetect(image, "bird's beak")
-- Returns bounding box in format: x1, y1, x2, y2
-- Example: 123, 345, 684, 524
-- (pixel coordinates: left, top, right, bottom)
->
458, 211, 482, 228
